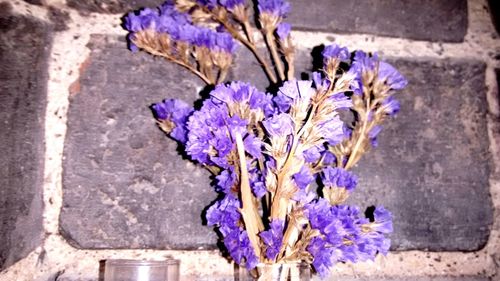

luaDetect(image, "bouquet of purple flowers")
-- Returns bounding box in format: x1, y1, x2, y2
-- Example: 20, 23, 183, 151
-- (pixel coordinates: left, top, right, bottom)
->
124, 0, 407, 278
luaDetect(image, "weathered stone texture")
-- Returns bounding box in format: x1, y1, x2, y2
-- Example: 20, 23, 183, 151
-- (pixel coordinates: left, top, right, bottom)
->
66, 0, 467, 42
61, 34, 492, 252
66, 0, 164, 14
61, 35, 217, 249
336, 277, 490, 281
349, 59, 492, 251
0, 8, 50, 269
489, 0, 500, 36
287, 0, 468, 42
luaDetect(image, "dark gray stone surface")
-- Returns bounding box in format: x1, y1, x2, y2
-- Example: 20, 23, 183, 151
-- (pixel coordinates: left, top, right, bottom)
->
489, 0, 500, 36
0, 7, 50, 269
287, 0, 468, 42
61, 35, 493, 251
67, 0, 467, 42
349, 59, 493, 251
66, 0, 164, 14
61, 34, 217, 249
334, 277, 491, 281
22, 0, 44, 5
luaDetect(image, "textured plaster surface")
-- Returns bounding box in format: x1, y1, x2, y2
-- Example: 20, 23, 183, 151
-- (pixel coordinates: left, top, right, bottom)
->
0, 0, 499, 280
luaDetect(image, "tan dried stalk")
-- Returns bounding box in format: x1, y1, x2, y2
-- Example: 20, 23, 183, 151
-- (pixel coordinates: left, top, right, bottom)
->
134, 33, 213, 85
194, 4, 278, 84
234, 132, 264, 259
264, 31, 286, 81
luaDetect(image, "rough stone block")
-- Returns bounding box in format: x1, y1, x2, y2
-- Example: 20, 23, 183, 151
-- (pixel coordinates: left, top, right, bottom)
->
61, 35, 493, 252
286, 0, 468, 42
66, 0, 467, 42
336, 277, 490, 281
489, 0, 500, 36
0, 6, 50, 269
61, 35, 217, 249
66, 0, 165, 14
349, 59, 492, 251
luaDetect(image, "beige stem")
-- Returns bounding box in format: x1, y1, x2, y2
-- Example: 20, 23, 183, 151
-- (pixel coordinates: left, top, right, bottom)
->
265, 31, 286, 81
139, 45, 213, 85
234, 132, 264, 259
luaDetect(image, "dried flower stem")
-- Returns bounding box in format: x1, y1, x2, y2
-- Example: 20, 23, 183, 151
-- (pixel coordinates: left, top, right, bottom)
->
201, 5, 278, 84
140, 45, 213, 85
345, 95, 372, 170
277, 211, 300, 261
271, 102, 319, 220
285, 52, 295, 80
264, 31, 285, 81
242, 20, 255, 44
216, 68, 229, 84
234, 132, 264, 259
227, 25, 278, 84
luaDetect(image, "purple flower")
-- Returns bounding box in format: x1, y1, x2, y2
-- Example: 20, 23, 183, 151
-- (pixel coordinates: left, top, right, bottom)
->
347, 51, 378, 95
219, 0, 246, 9
152, 99, 194, 143
215, 169, 236, 193
379, 61, 408, 90
123, 1, 240, 57
371, 206, 393, 234
243, 135, 262, 158
307, 237, 336, 278
224, 228, 259, 269
259, 219, 284, 260
293, 166, 315, 189
159, 1, 191, 25
205, 194, 241, 235
312, 72, 331, 91
197, 0, 219, 9
321, 167, 357, 191
273, 93, 292, 113
303, 145, 325, 163
278, 80, 314, 101
258, 0, 291, 18
352, 50, 378, 71
212, 82, 272, 115
347, 51, 407, 96
322, 44, 350, 62
330, 92, 353, 110
381, 96, 400, 116
249, 168, 267, 198
124, 8, 159, 32
186, 100, 232, 165
262, 113, 294, 137
318, 115, 345, 145
368, 125, 383, 147
322, 150, 337, 166
206, 195, 260, 269
214, 31, 239, 53
276, 22, 291, 40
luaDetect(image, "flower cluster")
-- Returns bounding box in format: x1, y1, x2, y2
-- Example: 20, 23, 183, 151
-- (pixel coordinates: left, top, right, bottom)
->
305, 200, 392, 277
124, 1, 238, 84
127, 0, 408, 279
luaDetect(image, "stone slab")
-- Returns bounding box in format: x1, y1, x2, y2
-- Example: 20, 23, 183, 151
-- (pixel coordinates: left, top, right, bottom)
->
61, 34, 217, 249
286, 0, 468, 42
332, 277, 491, 281
489, 0, 500, 36
65, 0, 467, 42
61, 34, 493, 251
0, 6, 50, 269
349, 59, 492, 251
66, 0, 165, 14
